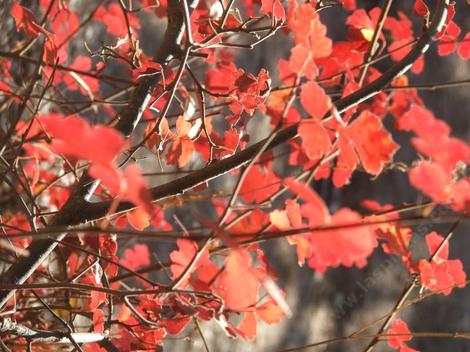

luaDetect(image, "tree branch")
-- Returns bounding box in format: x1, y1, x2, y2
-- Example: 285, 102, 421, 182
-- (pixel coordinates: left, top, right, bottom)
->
0, 317, 107, 344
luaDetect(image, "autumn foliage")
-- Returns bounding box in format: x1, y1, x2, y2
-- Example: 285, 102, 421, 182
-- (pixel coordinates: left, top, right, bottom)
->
0, 0, 469, 351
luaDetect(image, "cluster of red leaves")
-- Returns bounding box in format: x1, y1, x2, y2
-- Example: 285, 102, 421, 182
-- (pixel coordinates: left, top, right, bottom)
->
140, 57, 272, 167
287, 4, 332, 79
11, 3, 58, 63
365, 202, 466, 297
416, 232, 466, 295
274, 2, 404, 188
436, 5, 470, 60
270, 178, 377, 272
297, 109, 399, 187
396, 104, 470, 211
206, 62, 272, 123
95, 3, 140, 37
362, 201, 413, 266
43, 55, 100, 96
2, 0, 470, 350
168, 240, 285, 340
19, 114, 153, 221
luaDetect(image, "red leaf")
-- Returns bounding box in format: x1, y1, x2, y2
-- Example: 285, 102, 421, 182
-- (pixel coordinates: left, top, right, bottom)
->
93, 309, 105, 333
447, 178, 470, 212
271, 199, 310, 265
161, 317, 192, 335
285, 178, 330, 224
400, 105, 469, 172
397, 104, 447, 135
213, 250, 260, 311
299, 119, 332, 160
346, 8, 379, 41
408, 161, 452, 204
0, 81, 11, 96
260, 0, 285, 20
89, 163, 123, 197
418, 258, 466, 296
122, 163, 152, 214
344, 110, 399, 175
333, 131, 358, 187
269, 209, 290, 230
63, 56, 99, 93
387, 319, 417, 352
239, 166, 281, 203
300, 81, 332, 119
82, 276, 108, 310
306, 208, 377, 273
346, 9, 374, 32
38, 114, 127, 193
120, 243, 150, 270
278, 59, 296, 86
289, 44, 318, 79
230, 69, 271, 116
377, 224, 412, 258
340, 0, 356, 10
437, 21, 461, 56
413, 165, 470, 211
270, 199, 302, 230
306, 14, 333, 58
12, 4, 57, 64
205, 62, 239, 94
285, 179, 377, 271
43, 40, 58, 65
425, 231, 449, 260
94, 3, 140, 37
417, 232, 467, 295
12, 4, 46, 38
49, 6, 80, 46
289, 5, 332, 57
384, 12, 414, 41
413, 0, 429, 17
170, 239, 210, 287
458, 33, 470, 60
166, 136, 194, 168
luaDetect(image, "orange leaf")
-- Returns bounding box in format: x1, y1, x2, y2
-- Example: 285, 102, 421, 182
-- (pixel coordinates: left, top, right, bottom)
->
256, 300, 284, 324
237, 312, 257, 340
126, 208, 151, 231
